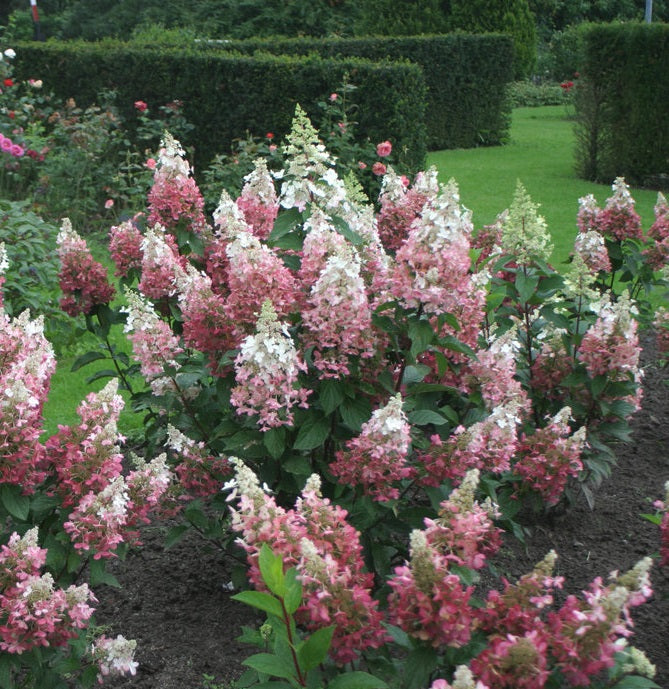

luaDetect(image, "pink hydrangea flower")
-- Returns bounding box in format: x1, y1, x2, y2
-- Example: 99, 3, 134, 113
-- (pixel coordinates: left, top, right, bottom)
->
330, 394, 413, 501
230, 301, 310, 430
57, 219, 116, 316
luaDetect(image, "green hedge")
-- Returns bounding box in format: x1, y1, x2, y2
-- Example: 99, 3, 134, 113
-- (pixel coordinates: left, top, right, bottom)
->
195, 34, 514, 151
14, 41, 427, 174
575, 22, 669, 185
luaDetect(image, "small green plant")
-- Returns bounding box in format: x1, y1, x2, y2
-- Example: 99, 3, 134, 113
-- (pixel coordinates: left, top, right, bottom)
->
233, 545, 386, 689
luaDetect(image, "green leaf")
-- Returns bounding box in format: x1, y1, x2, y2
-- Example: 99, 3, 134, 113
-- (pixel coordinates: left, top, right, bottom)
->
84, 368, 118, 384
408, 319, 435, 357
164, 524, 190, 549
339, 396, 372, 431
0, 649, 15, 688
331, 214, 364, 246
402, 364, 431, 384
515, 271, 539, 304
327, 671, 388, 689
283, 568, 303, 615
293, 416, 330, 451
0, 484, 30, 521
404, 646, 438, 689
89, 558, 121, 588
71, 349, 107, 371
264, 427, 287, 460
408, 409, 448, 426
259, 544, 286, 597
242, 653, 297, 682
319, 379, 345, 415
232, 590, 284, 618
297, 626, 334, 672
269, 208, 302, 242
609, 677, 660, 689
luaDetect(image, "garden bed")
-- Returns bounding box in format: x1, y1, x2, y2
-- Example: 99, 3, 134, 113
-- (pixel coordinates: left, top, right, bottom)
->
93, 336, 669, 689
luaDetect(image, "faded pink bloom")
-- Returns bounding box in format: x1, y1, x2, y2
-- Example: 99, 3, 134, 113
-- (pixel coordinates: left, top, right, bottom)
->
644, 192, 669, 270
147, 133, 208, 236
177, 265, 235, 372
166, 425, 231, 498
64, 476, 129, 558
301, 244, 377, 378
330, 394, 413, 501
92, 634, 138, 680
45, 380, 125, 509
0, 529, 95, 654
104, 198, 114, 209
227, 463, 387, 664
513, 408, 586, 506
109, 219, 143, 277
0, 310, 55, 491
138, 225, 187, 301
388, 529, 475, 648
57, 219, 116, 316
236, 158, 279, 240
225, 230, 300, 339
230, 301, 310, 430
122, 288, 184, 396
573, 230, 611, 273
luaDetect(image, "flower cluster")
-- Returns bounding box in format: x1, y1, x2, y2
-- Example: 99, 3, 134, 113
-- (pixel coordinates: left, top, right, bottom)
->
226, 461, 387, 664
0, 308, 55, 491
147, 132, 209, 235
231, 301, 310, 430
513, 407, 586, 505
577, 178, 643, 242
166, 425, 231, 498
109, 218, 144, 277
473, 552, 653, 688
0, 132, 23, 158
0, 529, 95, 653
330, 394, 413, 501
56, 218, 116, 316
91, 634, 139, 681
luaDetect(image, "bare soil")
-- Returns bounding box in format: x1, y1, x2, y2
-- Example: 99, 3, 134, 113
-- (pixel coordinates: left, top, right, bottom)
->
93, 338, 669, 689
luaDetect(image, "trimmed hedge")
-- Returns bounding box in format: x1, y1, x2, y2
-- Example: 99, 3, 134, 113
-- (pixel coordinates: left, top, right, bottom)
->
13, 41, 427, 174
195, 34, 515, 151
575, 22, 669, 186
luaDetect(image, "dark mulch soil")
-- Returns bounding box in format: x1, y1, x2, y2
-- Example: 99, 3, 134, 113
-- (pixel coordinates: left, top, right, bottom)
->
94, 339, 669, 689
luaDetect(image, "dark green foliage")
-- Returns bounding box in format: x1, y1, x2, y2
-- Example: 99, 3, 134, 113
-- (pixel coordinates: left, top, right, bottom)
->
195, 34, 514, 150
355, 0, 449, 36
13, 41, 427, 175
574, 22, 669, 185
448, 0, 537, 79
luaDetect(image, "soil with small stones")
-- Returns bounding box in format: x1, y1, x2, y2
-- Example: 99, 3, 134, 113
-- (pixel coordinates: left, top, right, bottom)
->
93, 338, 669, 689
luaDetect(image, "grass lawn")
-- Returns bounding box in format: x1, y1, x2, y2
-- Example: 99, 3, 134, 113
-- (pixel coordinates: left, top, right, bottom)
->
427, 106, 663, 267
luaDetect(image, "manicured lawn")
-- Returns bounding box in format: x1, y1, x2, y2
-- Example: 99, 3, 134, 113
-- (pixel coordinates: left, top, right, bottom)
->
427, 106, 663, 266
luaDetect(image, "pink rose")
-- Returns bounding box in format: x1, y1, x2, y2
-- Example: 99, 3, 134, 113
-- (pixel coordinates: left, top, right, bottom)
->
329, 93, 338, 101
104, 199, 114, 209
358, 161, 367, 170
376, 140, 392, 157
145, 158, 156, 170
134, 100, 148, 112
372, 162, 387, 176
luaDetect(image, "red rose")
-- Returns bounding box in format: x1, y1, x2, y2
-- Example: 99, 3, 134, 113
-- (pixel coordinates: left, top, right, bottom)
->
3, 78, 13, 87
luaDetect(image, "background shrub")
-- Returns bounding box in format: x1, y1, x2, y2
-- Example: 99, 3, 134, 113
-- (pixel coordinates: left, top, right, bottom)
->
574, 22, 669, 185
